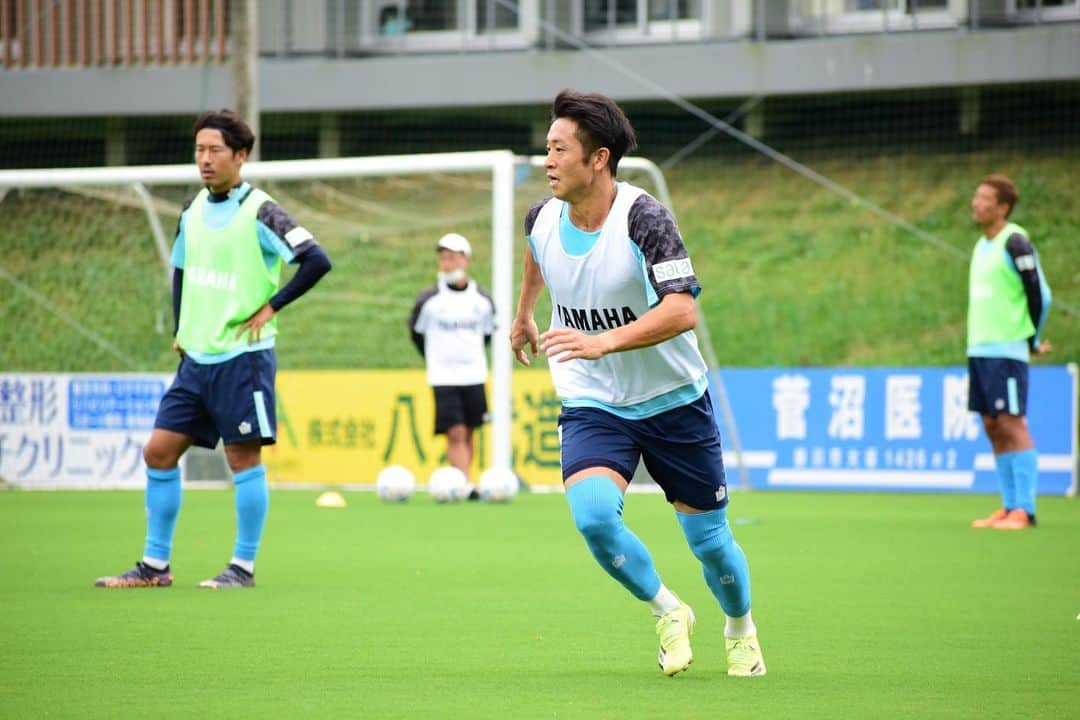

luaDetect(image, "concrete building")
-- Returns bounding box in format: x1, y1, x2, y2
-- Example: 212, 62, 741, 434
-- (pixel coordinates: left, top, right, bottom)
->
0, 1, 1077, 165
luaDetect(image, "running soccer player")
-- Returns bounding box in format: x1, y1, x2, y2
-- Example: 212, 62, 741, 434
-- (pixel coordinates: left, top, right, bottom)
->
409, 232, 495, 496
95, 109, 332, 589
967, 174, 1052, 530
510, 90, 765, 677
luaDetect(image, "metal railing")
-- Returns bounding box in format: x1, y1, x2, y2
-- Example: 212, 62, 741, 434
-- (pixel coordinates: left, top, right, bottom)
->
0, 0, 229, 69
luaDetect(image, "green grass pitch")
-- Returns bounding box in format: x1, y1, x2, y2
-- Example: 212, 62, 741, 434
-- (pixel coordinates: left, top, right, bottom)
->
1, 489, 1077, 719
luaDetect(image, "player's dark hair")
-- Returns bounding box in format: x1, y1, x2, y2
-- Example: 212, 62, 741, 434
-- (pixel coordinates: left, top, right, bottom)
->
551, 90, 637, 176
193, 109, 256, 155
980, 174, 1018, 218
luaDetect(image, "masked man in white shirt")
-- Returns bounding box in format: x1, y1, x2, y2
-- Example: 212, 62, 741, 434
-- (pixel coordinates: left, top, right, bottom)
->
410, 233, 495, 498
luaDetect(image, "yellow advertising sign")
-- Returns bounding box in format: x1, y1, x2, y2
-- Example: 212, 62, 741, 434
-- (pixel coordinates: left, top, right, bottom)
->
264, 370, 563, 487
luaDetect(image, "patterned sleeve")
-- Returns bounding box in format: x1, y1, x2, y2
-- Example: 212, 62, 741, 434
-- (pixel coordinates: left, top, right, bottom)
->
627, 194, 701, 300
524, 198, 547, 237
256, 200, 318, 265
170, 197, 194, 269
1005, 232, 1051, 348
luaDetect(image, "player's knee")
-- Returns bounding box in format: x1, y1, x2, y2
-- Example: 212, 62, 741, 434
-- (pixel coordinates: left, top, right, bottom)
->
224, 442, 262, 473
143, 443, 176, 470
573, 507, 620, 542
566, 477, 624, 542
680, 512, 735, 562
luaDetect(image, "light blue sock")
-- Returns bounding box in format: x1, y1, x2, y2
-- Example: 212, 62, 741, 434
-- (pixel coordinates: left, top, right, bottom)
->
994, 453, 1017, 510
143, 466, 182, 563
233, 465, 269, 562
1008, 449, 1038, 516
566, 476, 662, 601
676, 508, 751, 618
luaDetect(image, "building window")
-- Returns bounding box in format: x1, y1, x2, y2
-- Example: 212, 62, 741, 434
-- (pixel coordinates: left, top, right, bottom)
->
779, 0, 955, 34
370, 0, 532, 51
406, 1, 458, 32
648, 0, 701, 20
583, 0, 703, 41
1014, 0, 1080, 21
477, 0, 521, 32
584, 0, 639, 33
842, 1, 947, 8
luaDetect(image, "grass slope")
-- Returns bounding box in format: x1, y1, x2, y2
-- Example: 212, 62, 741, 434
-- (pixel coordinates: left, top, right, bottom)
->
0, 151, 1076, 371
1, 490, 1077, 719
670, 152, 1078, 366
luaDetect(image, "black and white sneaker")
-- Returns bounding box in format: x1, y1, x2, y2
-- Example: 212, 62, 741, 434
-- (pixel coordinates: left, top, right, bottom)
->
197, 564, 255, 589
94, 561, 173, 588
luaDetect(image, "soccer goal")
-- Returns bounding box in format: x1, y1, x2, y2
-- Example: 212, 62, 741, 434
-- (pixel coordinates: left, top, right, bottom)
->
0, 151, 745, 489
0, 151, 515, 481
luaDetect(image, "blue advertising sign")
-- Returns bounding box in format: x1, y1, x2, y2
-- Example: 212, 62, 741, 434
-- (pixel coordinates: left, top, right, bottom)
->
711, 365, 1076, 495
68, 377, 167, 430
0, 373, 170, 489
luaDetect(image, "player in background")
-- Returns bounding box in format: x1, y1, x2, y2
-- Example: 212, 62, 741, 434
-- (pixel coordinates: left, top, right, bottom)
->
96, 109, 332, 588
510, 90, 765, 677
409, 233, 495, 498
967, 175, 1052, 530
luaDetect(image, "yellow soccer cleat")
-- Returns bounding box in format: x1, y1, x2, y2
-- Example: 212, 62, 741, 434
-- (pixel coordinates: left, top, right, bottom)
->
725, 635, 767, 677
655, 603, 695, 677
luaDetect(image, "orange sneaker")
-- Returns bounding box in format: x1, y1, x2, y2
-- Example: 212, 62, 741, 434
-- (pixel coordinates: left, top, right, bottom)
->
971, 508, 1008, 528
992, 508, 1035, 530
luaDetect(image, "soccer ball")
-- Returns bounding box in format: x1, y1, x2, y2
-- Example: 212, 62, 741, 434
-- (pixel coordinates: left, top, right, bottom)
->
478, 467, 519, 503
428, 466, 468, 503
376, 465, 416, 502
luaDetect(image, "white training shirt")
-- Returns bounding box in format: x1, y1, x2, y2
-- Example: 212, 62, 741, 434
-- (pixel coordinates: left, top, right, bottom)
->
526, 182, 708, 416
410, 280, 495, 387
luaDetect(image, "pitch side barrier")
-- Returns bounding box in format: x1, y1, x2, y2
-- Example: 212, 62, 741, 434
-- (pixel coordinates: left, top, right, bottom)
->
708, 365, 1077, 496
1, 366, 1074, 493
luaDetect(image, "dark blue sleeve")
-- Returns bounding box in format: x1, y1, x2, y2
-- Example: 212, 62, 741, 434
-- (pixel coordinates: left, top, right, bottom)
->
1004, 233, 1048, 350
171, 198, 194, 269
172, 268, 183, 335
268, 244, 332, 312
409, 286, 439, 356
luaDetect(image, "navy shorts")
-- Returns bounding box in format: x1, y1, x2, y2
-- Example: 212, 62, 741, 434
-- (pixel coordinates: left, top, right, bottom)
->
968, 356, 1028, 417
558, 391, 728, 511
432, 384, 487, 434
155, 349, 278, 448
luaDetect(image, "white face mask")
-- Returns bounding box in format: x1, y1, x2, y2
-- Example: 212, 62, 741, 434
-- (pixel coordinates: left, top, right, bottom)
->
438, 269, 467, 285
